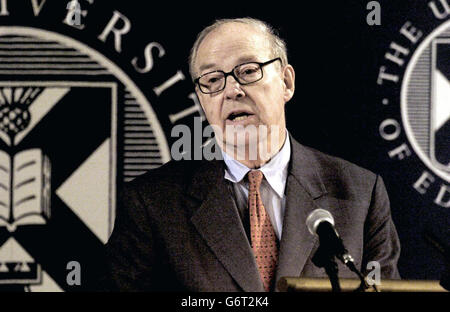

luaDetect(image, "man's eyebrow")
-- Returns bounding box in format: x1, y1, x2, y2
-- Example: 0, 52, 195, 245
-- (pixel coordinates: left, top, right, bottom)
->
198, 63, 217, 73
197, 56, 260, 74
236, 56, 259, 64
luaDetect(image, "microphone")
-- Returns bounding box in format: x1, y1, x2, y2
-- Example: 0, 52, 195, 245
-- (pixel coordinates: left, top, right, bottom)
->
306, 209, 355, 266
306, 209, 377, 292
306, 208, 374, 291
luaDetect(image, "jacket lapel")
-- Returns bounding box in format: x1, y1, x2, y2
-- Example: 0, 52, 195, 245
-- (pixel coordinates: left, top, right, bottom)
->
275, 136, 328, 287
186, 136, 329, 291
189, 160, 264, 292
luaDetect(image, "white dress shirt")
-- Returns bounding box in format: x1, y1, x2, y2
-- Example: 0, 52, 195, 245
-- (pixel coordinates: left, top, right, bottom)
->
221, 134, 291, 240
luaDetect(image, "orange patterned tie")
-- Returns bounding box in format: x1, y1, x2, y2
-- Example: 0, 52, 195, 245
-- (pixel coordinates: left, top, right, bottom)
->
247, 170, 279, 292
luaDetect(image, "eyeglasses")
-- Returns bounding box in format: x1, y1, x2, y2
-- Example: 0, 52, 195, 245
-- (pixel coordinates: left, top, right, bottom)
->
194, 57, 282, 94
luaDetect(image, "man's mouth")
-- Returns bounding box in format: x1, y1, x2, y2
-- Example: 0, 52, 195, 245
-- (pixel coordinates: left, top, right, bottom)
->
227, 111, 254, 122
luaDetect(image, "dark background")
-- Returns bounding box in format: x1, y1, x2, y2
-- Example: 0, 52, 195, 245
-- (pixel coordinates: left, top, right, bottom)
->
0, 0, 448, 289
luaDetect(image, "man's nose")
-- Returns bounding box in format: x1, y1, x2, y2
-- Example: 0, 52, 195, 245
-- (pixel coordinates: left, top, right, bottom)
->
224, 75, 244, 100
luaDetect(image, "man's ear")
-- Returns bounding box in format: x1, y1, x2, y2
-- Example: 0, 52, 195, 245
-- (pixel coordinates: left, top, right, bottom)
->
282, 64, 295, 102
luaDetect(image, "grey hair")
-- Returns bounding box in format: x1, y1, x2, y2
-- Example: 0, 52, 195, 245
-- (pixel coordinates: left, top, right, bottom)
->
188, 17, 288, 81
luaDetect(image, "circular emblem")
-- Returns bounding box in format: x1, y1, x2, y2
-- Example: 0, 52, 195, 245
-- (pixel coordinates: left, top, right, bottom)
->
401, 20, 450, 183
375, 5, 450, 209
0, 0, 200, 291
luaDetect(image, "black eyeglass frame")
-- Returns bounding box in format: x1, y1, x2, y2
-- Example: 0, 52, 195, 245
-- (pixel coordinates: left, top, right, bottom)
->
194, 57, 282, 94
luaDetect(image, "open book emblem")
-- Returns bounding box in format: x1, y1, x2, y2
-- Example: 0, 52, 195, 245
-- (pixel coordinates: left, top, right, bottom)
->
0, 79, 118, 291
0, 149, 51, 232
0, 87, 51, 232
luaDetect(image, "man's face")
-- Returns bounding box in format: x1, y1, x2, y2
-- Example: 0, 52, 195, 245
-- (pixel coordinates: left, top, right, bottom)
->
194, 22, 295, 153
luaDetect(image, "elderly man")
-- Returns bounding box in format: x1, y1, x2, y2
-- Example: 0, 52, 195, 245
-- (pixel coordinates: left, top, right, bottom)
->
105, 17, 400, 292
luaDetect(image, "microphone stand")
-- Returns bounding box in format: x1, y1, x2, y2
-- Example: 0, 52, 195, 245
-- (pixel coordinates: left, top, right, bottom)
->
312, 221, 377, 292
324, 260, 341, 292
423, 230, 450, 291
312, 244, 341, 292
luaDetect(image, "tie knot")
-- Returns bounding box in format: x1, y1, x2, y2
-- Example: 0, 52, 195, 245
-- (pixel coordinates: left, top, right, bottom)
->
248, 170, 263, 188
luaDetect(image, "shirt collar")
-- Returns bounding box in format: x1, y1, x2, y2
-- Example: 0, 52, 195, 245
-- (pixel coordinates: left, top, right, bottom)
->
222, 133, 291, 198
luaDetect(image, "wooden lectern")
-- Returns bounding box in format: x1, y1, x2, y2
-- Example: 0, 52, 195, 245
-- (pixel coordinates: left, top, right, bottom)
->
278, 277, 448, 292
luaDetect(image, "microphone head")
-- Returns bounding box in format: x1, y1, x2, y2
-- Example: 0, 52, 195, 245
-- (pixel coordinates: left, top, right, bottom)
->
306, 208, 335, 236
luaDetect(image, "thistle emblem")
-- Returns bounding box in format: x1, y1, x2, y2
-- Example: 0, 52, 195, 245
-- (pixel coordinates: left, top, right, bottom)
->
0, 87, 42, 145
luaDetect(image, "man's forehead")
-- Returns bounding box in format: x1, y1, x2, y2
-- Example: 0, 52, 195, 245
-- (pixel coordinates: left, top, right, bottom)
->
196, 23, 271, 71
204, 23, 268, 47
